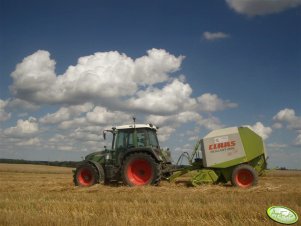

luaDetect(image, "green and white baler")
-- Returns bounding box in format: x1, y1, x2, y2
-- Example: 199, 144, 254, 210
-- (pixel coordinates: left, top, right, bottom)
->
170, 126, 267, 188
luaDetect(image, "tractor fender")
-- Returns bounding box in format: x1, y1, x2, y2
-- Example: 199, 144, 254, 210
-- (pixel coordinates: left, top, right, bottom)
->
119, 147, 162, 165
84, 160, 105, 181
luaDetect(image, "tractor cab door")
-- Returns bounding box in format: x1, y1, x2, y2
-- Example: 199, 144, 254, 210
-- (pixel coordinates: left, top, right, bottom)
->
114, 129, 135, 165
115, 130, 135, 150
136, 130, 147, 147
115, 129, 148, 150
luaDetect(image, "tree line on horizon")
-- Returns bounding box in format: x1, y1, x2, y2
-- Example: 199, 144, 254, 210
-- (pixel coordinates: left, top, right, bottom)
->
0, 158, 79, 168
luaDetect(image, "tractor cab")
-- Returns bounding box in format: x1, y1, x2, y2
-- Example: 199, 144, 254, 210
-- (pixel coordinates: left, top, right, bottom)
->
74, 123, 172, 187
103, 124, 171, 166
104, 124, 160, 150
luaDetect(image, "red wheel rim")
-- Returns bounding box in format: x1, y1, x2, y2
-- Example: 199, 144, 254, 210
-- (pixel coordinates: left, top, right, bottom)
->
127, 159, 152, 185
235, 169, 254, 188
77, 167, 94, 186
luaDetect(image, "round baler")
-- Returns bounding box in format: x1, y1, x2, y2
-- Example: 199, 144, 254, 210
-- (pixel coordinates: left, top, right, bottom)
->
170, 126, 267, 188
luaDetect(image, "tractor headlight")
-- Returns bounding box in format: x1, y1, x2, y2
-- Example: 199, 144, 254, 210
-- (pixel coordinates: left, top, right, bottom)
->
105, 152, 112, 160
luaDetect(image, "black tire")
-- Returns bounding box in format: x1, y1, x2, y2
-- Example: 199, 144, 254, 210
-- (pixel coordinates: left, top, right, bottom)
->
122, 153, 161, 186
231, 164, 258, 188
73, 163, 104, 187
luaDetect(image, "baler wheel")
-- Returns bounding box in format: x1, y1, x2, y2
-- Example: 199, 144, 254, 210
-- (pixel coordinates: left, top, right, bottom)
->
231, 164, 258, 188
74, 163, 99, 187
122, 153, 161, 186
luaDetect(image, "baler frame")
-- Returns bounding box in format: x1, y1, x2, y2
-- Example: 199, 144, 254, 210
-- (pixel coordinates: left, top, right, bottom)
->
169, 126, 267, 188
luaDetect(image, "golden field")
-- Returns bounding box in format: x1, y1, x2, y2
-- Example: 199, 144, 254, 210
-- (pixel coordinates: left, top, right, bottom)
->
0, 163, 300, 226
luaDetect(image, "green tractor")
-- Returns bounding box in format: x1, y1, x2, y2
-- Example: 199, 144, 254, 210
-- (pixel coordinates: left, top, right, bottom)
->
73, 121, 268, 188
73, 122, 172, 187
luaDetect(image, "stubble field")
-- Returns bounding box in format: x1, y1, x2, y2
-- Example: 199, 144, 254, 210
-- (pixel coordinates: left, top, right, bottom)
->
0, 163, 300, 226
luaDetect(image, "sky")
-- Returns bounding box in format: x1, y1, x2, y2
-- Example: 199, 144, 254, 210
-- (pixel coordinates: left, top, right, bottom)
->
0, 0, 300, 169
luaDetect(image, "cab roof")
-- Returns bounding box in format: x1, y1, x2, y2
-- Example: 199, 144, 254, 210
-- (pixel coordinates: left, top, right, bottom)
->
115, 124, 158, 130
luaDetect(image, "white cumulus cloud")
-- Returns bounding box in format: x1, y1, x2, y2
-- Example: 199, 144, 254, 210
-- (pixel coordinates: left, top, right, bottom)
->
86, 106, 131, 125
226, 0, 301, 16
40, 103, 93, 124
273, 108, 301, 130
267, 143, 288, 149
250, 122, 272, 140
128, 79, 196, 114
272, 122, 283, 129
10, 50, 57, 101
147, 111, 202, 127
274, 108, 301, 146
274, 108, 297, 121
7, 98, 39, 112
199, 116, 224, 130
294, 133, 301, 146
157, 126, 176, 142
3, 117, 39, 138
146, 111, 203, 143
10, 49, 184, 105
16, 138, 41, 146
58, 117, 87, 130
197, 93, 238, 112
133, 48, 185, 85
70, 128, 101, 142
203, 31, 230, 41
0, 99, 11, 122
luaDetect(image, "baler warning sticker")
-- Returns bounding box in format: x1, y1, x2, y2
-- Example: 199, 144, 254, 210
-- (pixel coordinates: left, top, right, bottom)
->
214, 136, 229, 143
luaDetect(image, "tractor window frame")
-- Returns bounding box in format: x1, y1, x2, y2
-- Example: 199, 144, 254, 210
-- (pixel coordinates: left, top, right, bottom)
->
136, 129, 146, 147
115, 129, 135, 150
114, 128, 159, 150
147, 129, 159, 148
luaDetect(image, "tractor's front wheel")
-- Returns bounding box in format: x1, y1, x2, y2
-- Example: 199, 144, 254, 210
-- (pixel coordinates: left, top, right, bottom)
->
74, 163, 102, 187
231, 164, 258, 188
122, 153, 161, 186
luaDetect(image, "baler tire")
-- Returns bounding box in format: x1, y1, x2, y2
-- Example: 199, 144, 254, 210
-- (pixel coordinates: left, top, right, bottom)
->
73, 163, 101, 187
231, 164, 258, 188
122, 153, 161, 186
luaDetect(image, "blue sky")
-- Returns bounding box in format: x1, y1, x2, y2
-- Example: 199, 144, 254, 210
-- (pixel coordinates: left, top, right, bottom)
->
0, 0, 300, 169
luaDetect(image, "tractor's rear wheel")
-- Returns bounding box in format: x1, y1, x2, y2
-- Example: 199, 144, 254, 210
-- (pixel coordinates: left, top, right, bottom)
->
122, 153, 161, 186
74, 163, 102, 187
231, 164, 258, 188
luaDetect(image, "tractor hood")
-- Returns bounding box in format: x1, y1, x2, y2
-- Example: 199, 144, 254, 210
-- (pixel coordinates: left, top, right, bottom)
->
85, 150, 106, 163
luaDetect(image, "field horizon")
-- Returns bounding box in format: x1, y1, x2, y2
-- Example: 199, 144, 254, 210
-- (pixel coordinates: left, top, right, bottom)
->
0, 163, 300, 226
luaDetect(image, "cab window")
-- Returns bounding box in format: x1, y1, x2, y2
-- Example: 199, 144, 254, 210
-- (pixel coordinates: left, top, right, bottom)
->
116, 130, 134, 149
137, 130, 146, 147
148, 130, 159, 148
